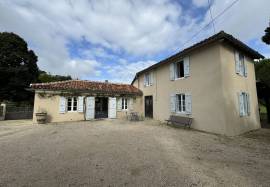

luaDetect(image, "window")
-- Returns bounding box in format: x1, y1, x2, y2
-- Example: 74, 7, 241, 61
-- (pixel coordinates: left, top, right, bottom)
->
175, 61, 184, 78
235, 51, 247, 77
145, 73, 150, 86
171, 93, 192, 114
122, 98, 128, 110
144, 72, 153, 86
176, 94, 186, 112
67, 97, 78, 112
239, 92, 250, 116
170, 57, 190, 81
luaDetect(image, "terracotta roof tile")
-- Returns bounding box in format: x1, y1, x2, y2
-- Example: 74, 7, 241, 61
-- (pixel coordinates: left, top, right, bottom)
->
30, 80, 142, 96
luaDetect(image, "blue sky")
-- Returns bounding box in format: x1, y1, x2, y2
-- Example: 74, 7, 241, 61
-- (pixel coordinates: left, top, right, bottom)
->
0, 0, 269, 83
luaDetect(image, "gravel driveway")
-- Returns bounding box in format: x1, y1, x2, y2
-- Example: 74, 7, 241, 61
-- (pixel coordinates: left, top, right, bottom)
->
0, 119, 270, 186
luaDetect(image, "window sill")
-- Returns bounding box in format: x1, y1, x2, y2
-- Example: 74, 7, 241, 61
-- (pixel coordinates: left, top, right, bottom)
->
176, 111, 187, 115
236, 73, 247, 78
174, 77, 186, 81
67, 111, 78, 113
240, 114, 250, 117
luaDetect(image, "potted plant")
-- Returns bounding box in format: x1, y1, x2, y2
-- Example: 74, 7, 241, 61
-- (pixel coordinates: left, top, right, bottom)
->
36, 109, 47, 124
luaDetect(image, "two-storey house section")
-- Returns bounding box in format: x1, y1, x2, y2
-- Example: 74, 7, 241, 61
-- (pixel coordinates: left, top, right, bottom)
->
131, 31, 264, 135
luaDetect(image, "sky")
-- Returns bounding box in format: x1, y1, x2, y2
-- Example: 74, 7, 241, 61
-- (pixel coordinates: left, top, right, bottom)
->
0, 0, 269, 83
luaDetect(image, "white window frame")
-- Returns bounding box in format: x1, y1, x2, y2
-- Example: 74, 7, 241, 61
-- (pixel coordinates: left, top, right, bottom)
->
67, 97, 78, 112
176, 94, 186, 113
122, 98, 128, 110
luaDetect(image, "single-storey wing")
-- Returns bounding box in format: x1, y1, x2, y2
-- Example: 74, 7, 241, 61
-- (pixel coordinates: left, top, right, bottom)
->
30, 80, 142, 122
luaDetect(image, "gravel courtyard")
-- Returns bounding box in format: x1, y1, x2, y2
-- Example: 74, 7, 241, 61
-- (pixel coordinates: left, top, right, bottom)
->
0, 119, 270, 187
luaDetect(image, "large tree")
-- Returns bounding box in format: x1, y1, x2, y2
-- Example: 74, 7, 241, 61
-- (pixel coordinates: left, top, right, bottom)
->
0, 32, 39, 102
255, 59, 270, 122
262, 25, 270, 45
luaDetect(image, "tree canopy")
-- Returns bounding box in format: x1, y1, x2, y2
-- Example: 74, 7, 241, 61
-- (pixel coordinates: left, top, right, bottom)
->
255, 59, 270, 87
0, 32, 39, 102
262, 25, 270, 45
38, 71, 72, 83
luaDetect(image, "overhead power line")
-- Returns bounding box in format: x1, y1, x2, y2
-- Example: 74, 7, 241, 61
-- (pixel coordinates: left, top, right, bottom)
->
208, 0, 216, 34
181, 0, 240, 49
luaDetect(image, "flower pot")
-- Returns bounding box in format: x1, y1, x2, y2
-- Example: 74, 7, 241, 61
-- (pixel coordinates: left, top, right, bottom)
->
36, 112, 47, 124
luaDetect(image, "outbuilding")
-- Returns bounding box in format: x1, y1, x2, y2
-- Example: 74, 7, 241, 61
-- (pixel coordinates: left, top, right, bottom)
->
30, 80, 142, 123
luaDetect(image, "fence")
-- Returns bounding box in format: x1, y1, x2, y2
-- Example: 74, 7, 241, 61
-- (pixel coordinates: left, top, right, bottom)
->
5, 102, 33, 120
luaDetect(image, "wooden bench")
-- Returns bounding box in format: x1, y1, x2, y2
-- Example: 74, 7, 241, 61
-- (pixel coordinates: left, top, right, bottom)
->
165, 115, 192, 128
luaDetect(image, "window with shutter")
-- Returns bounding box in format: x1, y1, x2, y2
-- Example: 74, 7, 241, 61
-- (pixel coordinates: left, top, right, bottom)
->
144, 73, 151, 86
172, 93, 192, 114
235, 51, 247, 77
238, 92, 250, 117
67, 97, 78, 112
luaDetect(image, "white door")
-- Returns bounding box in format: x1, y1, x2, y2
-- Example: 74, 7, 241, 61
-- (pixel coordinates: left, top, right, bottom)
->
108, 97, 116, 118
85, 97, 95, 120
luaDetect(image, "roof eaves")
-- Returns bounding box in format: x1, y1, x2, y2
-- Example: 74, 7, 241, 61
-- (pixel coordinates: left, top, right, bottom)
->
131, 31, 264, 81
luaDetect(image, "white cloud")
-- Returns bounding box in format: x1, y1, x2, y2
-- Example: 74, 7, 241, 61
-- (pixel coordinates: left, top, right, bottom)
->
106, 60, 157, 83
0, 0, 185, 80
63, 59, 101, 79
0, 0, 269, 82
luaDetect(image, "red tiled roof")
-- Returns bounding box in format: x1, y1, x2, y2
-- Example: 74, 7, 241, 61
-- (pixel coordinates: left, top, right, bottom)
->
30, 80, 142, 96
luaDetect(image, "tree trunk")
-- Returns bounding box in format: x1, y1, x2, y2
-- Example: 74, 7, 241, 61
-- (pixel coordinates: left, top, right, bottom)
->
265, 97, 270, 123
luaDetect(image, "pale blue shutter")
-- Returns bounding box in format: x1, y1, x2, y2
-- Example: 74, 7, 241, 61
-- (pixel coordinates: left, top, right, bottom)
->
185, 94, 192, 114
144, 74, 146, 86
247, 93, 250, 115
184, 57, 190, 77
170, 63, 175, 81
235, 51, 240, 74
108, 97, 116, 118
59, 96, 66, 114
129, 98, 134, 111
150, 72, 154, 86
238, 93, 244, 117
85, 97, 95, 120
170, 94, 176, 112
77, 96, 84, 112
117, 98, 122, 111
244, 58, 247, 77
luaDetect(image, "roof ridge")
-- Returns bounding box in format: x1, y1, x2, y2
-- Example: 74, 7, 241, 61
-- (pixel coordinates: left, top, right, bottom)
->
131, 30, 263, 84
30, 79, 135, 87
